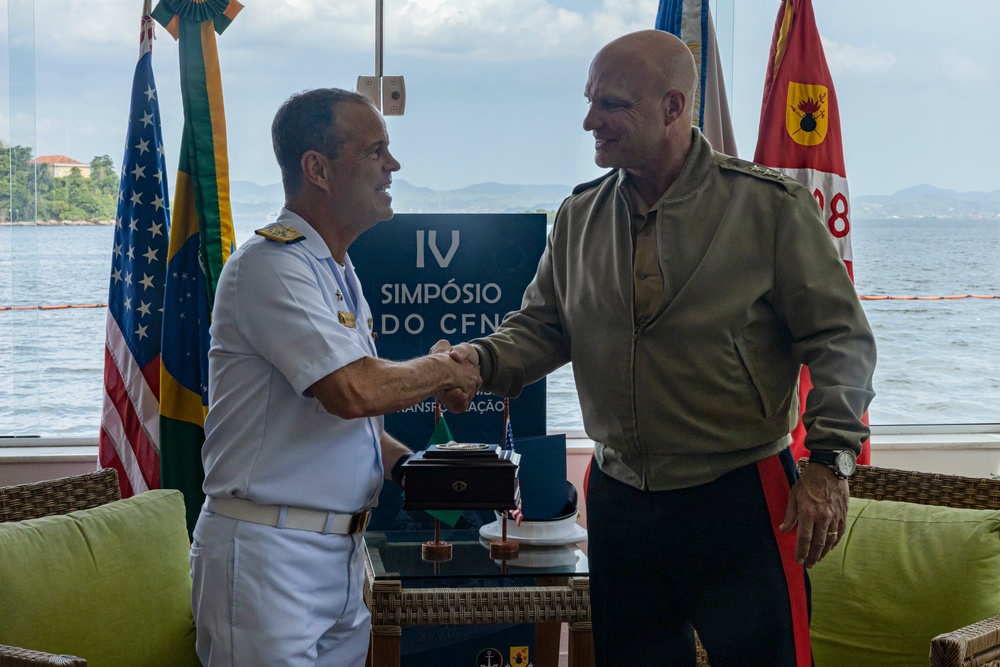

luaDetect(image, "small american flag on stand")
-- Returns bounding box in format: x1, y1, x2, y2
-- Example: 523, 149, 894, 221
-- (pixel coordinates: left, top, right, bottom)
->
98, 6, 170, 497
503, 397, 524, 525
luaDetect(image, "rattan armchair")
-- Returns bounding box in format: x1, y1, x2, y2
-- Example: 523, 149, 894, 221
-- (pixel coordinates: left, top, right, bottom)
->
0, 468, 121, 667
849, 464, 1000, 667
694, 463, 1000, 667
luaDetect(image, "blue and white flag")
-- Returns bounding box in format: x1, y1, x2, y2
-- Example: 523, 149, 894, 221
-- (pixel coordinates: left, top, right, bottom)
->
656, 0, 738, 156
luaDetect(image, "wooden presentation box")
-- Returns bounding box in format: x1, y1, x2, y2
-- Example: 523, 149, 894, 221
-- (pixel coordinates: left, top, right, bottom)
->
401, 444, 520, 511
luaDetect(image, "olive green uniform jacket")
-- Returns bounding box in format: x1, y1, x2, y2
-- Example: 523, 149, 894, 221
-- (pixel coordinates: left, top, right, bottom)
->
473, 130, 876, 491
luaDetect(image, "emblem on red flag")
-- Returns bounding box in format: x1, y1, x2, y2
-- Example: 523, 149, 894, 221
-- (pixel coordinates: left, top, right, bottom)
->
785, 82, 829, 146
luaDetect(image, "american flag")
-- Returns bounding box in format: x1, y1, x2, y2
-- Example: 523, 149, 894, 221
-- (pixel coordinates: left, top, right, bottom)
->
503, 399, 524, 525
99, 14, 170, 497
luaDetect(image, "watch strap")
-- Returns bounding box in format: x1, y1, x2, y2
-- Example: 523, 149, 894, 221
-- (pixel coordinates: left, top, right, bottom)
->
808, 449, 855, 479
391, 452, 413, 487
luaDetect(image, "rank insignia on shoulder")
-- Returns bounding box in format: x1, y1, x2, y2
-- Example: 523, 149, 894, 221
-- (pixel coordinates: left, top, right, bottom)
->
255, 225, 305, 244
338, 311, 356, 328
747, 163, 786, 180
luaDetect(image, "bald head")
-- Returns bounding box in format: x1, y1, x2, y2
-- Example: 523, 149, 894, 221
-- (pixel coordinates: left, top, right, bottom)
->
582, 30, 699, 203
593, 29, 698, 122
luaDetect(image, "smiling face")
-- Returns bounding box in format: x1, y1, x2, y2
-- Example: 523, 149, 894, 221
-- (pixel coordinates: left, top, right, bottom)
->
581, 31, 696, 185
326, 101, 401, 230
582, 49, 670, 173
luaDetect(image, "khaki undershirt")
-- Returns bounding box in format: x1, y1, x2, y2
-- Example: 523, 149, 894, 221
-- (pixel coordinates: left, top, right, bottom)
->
624, 179, 664, 326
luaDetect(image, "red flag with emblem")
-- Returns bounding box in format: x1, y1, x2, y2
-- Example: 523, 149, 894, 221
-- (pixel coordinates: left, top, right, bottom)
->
753, 0, 870, 464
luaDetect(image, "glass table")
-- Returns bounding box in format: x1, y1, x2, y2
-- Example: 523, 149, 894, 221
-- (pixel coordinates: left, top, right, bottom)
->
363, 529, 593, 667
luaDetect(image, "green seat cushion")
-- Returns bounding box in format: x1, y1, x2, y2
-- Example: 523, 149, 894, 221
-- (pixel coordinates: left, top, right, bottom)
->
0, 489, 199, 666
810, 497, 1000, 667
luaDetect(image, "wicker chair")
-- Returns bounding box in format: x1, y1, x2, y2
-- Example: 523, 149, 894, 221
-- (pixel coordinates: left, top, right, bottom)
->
850, 464, 1000, 667
0, 468, 120, 523
695, 463, 1000, 667
0, 468, 122, 667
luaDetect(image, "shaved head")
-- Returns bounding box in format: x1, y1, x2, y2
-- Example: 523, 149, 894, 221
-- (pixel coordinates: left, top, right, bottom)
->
582, 30, 699, 203
593, 29, 698, 123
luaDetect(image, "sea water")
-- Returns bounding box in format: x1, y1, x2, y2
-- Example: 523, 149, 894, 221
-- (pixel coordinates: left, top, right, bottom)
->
1, 217, 998, 436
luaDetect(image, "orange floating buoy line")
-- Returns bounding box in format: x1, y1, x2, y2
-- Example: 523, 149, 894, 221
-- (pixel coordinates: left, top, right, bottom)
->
0, 303, 109, 311
858, 295, 999, 301
1, 295, 997, 311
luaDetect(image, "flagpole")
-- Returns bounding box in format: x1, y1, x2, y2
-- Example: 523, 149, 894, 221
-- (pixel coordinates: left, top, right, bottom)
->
502, 396, 510, 523
422, 398, 452, 561
491, 396, 519, 559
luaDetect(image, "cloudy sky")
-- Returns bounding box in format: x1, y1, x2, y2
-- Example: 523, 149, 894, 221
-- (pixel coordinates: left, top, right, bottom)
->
5, 0, 1000, 197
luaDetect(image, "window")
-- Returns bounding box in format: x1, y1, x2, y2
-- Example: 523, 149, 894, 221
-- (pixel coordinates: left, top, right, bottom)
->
2, 1, 997, 438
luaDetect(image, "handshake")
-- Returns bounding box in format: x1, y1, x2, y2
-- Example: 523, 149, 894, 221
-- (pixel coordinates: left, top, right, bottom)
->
429, 340, 482, 414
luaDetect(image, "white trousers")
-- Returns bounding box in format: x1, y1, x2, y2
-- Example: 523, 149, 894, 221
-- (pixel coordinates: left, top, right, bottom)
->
190, 508, 370, 667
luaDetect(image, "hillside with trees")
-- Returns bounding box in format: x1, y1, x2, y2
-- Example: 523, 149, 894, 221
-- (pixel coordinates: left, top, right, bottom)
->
0, 142, 118, 223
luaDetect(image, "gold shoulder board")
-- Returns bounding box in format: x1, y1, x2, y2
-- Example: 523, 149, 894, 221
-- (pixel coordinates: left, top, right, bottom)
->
255, 225, 306, 244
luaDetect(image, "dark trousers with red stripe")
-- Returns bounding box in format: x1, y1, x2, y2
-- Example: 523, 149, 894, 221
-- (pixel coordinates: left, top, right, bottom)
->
585, 448, 811, 666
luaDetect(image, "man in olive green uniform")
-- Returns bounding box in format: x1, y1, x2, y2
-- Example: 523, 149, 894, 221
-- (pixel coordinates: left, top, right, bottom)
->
449, 30, 876, 666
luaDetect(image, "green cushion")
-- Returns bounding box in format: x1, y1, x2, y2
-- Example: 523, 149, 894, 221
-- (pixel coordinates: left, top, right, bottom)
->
0, 489, 199, 666
810, 497, 1000, 667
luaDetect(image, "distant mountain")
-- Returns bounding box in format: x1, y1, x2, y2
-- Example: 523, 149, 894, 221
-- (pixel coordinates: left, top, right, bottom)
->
230, 179, 1000, 221
230, 179, 570, 217
393, 180, 571, 213
230, 180, 284, 204
854, 185, 1000, 219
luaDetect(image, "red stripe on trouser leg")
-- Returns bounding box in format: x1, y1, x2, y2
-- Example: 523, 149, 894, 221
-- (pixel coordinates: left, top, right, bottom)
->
757, 454, 812, 667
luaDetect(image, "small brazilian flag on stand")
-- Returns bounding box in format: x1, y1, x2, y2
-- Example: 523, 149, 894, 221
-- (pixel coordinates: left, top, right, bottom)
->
423, 414, 463, 527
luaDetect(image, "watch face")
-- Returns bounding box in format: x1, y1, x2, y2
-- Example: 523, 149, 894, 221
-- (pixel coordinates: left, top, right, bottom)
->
835, 451, 857, 477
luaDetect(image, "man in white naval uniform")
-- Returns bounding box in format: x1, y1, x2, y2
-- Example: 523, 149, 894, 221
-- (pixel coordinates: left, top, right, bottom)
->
189, 88, 482, 667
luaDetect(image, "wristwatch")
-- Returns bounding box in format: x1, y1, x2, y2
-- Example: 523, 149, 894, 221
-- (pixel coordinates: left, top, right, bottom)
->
808, 449, 857, 479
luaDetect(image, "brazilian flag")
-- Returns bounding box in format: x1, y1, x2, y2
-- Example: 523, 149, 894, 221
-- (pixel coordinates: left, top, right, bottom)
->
424, 416, 463, 528
153, 0, 242, 535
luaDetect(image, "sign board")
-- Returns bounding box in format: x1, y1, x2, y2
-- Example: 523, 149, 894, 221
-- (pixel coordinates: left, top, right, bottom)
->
353, 213, 550, 662
352, 212, 548, 447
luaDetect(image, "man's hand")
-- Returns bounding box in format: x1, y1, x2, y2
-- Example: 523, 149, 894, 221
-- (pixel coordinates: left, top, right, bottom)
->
779, 463, 849, 568
448, 343, 479, 367
429, 340, 482, 413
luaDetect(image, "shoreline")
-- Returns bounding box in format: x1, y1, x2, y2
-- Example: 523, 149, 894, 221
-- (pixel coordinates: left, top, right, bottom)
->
1, 216, 998, 228
0, 220, 114, 227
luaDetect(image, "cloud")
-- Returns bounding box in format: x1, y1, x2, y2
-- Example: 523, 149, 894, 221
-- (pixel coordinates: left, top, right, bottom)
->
39, 1, 139, 50
820, 37, 897, 74
34, 1, 651, 65
938, 50, 989, 81
230, 0, 649, 61
386, 0, 649, 60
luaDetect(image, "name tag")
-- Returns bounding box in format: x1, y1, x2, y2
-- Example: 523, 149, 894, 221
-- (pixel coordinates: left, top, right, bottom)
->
338, 311, 356, 328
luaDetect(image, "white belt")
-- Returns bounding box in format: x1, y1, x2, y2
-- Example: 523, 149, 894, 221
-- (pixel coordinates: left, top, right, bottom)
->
206, 496, 371, 535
